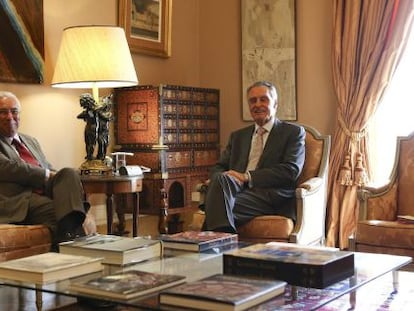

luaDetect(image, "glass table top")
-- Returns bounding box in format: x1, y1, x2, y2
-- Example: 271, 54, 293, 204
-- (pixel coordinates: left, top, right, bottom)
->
0, 244, 411, 311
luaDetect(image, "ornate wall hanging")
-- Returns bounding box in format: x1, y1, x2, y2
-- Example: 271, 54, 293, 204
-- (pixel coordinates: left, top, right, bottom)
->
241, 0, 297, 121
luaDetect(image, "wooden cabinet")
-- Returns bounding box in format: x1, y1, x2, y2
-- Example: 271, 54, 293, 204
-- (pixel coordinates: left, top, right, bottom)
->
113, 84, 220, 233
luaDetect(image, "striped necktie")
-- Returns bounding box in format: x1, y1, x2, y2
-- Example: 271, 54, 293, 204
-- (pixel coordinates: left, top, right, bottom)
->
246, 127, 266, 171
12, 139, 41, 167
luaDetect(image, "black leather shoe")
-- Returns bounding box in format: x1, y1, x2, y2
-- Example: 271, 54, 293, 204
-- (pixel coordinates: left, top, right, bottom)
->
57, 225, 86, 243
83, 201, 91, 213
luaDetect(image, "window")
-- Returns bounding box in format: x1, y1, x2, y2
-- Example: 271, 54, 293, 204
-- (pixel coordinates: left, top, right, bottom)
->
369, 27, 414, 185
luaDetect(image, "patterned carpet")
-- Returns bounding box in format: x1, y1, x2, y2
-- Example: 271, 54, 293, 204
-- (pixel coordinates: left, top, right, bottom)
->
252, 270, 414, 311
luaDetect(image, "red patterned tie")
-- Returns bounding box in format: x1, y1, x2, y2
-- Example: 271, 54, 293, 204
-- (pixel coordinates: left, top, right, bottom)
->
12, 139, 41, 167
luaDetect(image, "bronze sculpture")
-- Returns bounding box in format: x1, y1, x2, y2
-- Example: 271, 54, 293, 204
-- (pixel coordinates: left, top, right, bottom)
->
77, 93, 113, 174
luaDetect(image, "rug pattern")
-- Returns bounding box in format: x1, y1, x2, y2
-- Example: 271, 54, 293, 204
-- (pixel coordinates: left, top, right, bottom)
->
24, 271, 414, 310
251, 271, 414, 311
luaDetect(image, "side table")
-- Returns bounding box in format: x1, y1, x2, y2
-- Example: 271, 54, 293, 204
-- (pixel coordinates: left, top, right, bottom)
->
80, 175, 143, 237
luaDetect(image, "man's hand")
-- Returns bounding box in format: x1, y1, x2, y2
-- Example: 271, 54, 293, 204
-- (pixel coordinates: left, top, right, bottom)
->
48, 170, 56, 180
225, 170, 248, 186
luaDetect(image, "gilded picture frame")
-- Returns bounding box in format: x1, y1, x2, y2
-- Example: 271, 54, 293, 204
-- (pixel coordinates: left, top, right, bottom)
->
241, 0, 297, 121
118, 0, 172, 58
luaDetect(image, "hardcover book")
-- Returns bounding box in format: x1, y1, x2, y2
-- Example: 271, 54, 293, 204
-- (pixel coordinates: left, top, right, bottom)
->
397, 215, 414, 224
223, 242, 355, 289
159, 231, 238, 252
0, 252, 103, 284
59, 234, 162, 265
159, 274, 286, 311
70, 270, 186, 300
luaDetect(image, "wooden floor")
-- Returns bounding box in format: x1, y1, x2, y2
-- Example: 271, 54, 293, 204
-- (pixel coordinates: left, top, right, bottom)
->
96, 212, 197, 238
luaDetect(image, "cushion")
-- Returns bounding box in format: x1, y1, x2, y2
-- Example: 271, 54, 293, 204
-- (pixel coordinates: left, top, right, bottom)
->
0, 224, 51, 262
238, 216, 294, 242
356, 220, 414, 249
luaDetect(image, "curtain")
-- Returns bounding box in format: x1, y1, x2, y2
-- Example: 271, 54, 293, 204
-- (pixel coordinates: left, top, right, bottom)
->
326, 0, 414, 248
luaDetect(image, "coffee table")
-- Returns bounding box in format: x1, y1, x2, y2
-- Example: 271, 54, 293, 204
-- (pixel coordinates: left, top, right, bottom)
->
0, 246, 411, 310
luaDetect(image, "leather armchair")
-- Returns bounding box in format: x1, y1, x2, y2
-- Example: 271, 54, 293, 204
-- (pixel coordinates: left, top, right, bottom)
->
194, 124, 331, 246
349, 131, 414, 270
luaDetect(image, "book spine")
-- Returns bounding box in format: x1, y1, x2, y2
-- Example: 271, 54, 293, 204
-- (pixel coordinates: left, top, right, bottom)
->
223, 255, 327, 288
199, 236, 238, 252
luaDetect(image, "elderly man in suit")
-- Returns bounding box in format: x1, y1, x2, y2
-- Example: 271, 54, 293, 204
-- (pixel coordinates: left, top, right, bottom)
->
203, 81, 305, 233
0, 91, 88, 247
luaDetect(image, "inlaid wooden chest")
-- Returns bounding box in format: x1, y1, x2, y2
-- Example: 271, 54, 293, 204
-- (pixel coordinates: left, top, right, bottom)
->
113, 84, 220, 232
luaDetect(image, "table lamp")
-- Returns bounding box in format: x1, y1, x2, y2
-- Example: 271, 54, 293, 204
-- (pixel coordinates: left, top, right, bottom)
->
51, 25, 138, 174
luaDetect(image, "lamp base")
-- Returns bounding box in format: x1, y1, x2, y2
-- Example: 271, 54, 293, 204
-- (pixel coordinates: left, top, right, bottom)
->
79, 159, 112, 175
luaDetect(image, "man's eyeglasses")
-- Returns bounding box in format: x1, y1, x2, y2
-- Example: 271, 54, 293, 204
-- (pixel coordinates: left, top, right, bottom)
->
0, 108, 20, 117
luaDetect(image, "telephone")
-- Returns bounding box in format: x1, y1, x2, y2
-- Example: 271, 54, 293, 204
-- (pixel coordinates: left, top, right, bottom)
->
119, 165, 151, 176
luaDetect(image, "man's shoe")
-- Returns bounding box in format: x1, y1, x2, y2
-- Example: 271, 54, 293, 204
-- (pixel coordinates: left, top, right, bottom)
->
57, 225, 86, 243
83, 201, 91, 213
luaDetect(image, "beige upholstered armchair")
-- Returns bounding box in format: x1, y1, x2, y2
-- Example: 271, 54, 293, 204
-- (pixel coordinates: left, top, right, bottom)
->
237, 124, 330, 245
349, 131, 414, 270
194, 124, 331, 246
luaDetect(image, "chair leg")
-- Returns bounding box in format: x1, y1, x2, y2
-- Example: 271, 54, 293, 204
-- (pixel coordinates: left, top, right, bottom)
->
392, 270, 399, 293
348, 234, 356, 251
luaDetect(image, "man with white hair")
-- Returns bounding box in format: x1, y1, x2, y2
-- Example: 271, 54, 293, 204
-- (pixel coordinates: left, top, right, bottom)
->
0, 91, 88, 249
203, 81, 305, 233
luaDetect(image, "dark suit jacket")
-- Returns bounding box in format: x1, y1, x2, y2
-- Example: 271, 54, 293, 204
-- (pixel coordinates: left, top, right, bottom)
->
210, 119, 306, 199
0, 133, 53, 223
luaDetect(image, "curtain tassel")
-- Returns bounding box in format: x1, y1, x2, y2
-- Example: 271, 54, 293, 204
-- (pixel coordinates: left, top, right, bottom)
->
339, 153, 353, 186
354, 152, 368, 187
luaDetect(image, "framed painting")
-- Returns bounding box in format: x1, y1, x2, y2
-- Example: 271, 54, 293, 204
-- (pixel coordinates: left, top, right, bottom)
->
241, 0, 297, 121
118, 0, 172, 58
0, 0, 44, 84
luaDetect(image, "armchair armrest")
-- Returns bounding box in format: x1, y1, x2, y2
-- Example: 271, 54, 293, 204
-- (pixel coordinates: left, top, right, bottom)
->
290, 177, 326, 245
296, 177, 323, 195
357, 181, 398, 221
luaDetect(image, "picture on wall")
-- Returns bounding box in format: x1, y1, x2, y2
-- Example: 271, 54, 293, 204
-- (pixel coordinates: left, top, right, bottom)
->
119, 0, 172, 58
0, 0, 44, 84
242, 0, 297, 121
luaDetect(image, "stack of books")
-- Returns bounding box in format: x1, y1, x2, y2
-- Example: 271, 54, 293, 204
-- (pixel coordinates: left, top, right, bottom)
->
223, 242, 355, 288
397, 215, 414, 224
158, 230, 238, 252
70, 270, 186, 300
159, 274, 286, 311
0, 252, 103, 284
59, 234, 162, 265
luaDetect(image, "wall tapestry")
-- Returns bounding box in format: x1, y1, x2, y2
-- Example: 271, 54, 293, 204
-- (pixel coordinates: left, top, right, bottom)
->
0, 0, 44, 84
242, 0, 296, 121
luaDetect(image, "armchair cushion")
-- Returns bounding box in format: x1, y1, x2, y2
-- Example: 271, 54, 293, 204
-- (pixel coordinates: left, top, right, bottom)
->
356, 220, 414, 249
237, 216, 294, 242
0, 224, 51, 262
